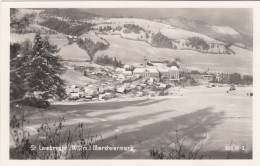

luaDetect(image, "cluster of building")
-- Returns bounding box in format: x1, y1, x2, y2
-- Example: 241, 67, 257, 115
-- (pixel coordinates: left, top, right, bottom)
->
115, 57, 180, 81
67, 35, 78, 42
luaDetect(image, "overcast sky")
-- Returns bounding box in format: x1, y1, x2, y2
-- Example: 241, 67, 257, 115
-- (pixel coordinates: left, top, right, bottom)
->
84, 8, 252, 35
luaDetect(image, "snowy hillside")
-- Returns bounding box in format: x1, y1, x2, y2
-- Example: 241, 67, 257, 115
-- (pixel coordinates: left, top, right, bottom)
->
157, 16, 252, 49
10, 8, 253, 75
91, 17, 223, 44
211, 26, 239, 35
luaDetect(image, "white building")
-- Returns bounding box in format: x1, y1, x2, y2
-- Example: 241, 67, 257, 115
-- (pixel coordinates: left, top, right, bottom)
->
169, 66, 180, 80
157, 65, 170, 79
133, 67, 159, 78
115, 68, 125, 74
67, 35, 78, 42
123, 70, 132, 76
124, 65, 130, 70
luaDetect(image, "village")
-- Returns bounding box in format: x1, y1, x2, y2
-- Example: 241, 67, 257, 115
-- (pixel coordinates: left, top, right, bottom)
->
65, 56, 230, 102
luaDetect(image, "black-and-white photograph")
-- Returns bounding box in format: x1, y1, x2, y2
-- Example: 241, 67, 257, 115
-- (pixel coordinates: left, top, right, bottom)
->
8, 7, 253, 160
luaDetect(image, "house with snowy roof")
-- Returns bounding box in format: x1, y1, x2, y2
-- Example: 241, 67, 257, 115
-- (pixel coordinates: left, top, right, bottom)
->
115, 67, 125, 74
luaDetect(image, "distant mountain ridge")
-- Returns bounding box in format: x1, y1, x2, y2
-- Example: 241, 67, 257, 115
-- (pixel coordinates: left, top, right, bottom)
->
154, 16, 253, 49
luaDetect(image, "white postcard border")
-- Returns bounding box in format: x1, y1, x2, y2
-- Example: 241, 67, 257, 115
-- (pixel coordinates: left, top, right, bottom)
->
1, 1, 260, 166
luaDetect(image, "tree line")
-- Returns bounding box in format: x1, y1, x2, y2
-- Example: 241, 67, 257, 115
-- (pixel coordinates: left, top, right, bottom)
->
42, 8, 97, 20
213, 73, 253, 85
95, 55, 124, 68
98, 26, 113, 32
40, 18, 94, 36
123, 24, 145, 34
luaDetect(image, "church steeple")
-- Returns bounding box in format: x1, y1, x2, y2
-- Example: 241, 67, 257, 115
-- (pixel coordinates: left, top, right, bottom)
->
143, 56, 147, 68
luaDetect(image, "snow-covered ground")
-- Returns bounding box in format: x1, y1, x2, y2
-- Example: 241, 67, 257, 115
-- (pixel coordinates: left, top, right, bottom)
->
96, 34, 252, 75
20, 86, 252, 159
10, 32, 253, 75
93, 17, 223, 44
80, 31, 106, 44
211, 26, 239, 35
160, 27, 222, 43
60, 67, 97, 86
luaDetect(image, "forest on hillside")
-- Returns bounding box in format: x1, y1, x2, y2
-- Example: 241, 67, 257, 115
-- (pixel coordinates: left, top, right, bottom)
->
42, 8, 97, 20
151, 32, 174, 49
40, 18, 94, 36
186, 37, 210, 50
123, 24, 145, 34
77, 38, 109, 62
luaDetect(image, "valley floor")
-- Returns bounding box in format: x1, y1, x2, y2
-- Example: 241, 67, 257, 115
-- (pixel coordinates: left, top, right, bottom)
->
17, 86, 253, 159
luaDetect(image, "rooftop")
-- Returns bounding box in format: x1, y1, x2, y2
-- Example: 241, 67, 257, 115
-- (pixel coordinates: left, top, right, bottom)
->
157, 66, 170, 72
123, 71, 132, 74
170, 66, 179, 71
133, 67, 159, 73
115, 68, 125, 72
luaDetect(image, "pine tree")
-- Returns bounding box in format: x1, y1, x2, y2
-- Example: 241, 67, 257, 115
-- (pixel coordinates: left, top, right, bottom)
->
10, 43, 27, 101
10, 34, 66, 108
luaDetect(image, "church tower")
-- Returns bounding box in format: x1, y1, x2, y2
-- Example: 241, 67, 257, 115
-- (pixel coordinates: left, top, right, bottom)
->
143, 56, 147, 68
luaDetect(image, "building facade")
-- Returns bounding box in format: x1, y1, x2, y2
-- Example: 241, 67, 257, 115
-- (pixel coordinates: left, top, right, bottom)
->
133, 68, 159, 78
133, 66, 179, 80
157, 66, 170, 79
126, 56, 180, 80
169, 66, 180, 80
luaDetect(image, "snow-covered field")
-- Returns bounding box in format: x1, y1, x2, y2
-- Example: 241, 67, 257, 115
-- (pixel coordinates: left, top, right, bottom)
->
21, 86, 252, 159
60, 67, 97, 86
96, 34, 252, 75
58, 42, 89, 60
92, 18, 172, 32
10, 11, 253, 75
80, 32, 106, 43
11, 33, 90, 60
160, 27, 222, 43
211, 26, 239, 35
10, 31, 252, 75
93, 17, 223, 44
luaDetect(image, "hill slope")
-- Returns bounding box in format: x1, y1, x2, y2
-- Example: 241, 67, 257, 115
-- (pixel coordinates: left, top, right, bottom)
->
61, 67, 97, 86
96, 34, 252, 75
10, 9, 253, 75
156, 17, 253, 49
10, 31, 252, 75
